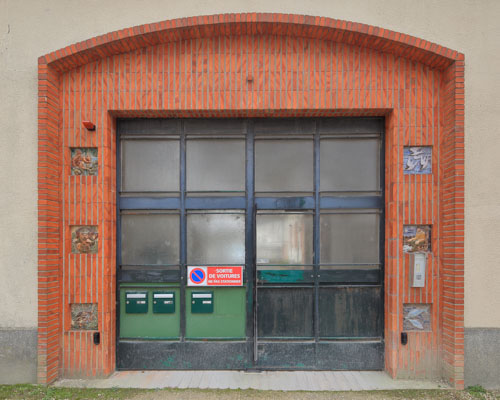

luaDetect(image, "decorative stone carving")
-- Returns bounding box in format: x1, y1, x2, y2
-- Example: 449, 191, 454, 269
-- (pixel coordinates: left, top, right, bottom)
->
71, 148, 98, 176
403, 225, 431, 253
71, 303, 98, 330
403, 146, 432, 174
71, 225, 98, 254
403, 304, 431, 331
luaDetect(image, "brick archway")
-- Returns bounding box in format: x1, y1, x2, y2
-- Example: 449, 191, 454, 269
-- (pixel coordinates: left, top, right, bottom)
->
38, 13, 464, 387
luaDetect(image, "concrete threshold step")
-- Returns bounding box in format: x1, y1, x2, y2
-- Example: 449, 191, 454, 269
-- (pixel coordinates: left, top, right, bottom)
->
54, 371, 448, 391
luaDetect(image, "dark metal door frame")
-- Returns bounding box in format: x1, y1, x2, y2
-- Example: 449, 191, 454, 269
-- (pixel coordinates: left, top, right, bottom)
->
116, 117, 385, 370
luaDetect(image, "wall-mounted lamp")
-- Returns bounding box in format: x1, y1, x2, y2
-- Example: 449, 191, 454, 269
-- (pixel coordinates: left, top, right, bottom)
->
82, 121, 96, 131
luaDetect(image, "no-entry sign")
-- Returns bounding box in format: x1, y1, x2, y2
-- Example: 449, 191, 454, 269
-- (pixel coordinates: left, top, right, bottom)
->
187, 266, 243, 286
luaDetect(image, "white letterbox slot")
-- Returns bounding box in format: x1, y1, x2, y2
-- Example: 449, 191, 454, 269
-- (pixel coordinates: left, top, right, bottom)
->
154, 293, 174, 299
192, 293, 212, 299
126, 293, 146, 299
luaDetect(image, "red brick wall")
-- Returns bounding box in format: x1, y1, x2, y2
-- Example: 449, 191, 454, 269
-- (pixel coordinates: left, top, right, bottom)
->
37, 13, 465, 387
38, 64, 61, 384
440, 61, 465, 388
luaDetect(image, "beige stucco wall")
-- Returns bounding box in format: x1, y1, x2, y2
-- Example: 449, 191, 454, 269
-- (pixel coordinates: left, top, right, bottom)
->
1, 0, 499, 329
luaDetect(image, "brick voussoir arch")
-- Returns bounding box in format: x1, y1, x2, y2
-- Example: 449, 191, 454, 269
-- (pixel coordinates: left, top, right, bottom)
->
37, 13, 465, 388
39, 13, 462, 71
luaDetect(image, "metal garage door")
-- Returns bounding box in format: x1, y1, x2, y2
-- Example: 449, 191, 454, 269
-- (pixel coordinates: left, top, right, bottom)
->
117, 118, 384, 370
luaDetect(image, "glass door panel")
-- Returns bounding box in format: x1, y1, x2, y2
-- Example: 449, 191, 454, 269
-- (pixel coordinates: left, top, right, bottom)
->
255, 211, 314, 342
187, 211, 245, 265
256, 212, 313, 283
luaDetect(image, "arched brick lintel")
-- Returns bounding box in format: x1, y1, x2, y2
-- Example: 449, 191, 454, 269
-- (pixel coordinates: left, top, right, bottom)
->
39, 13, 463, 71
37, 13, 465, 389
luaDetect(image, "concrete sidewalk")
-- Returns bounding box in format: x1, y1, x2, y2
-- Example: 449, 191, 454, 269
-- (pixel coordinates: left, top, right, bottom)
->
55, 371, 448, 392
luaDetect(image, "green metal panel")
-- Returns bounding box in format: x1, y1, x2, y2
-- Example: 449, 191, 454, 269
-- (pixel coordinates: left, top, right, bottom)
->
125, 291, 148, 313
120, 286, 180, 339
186, 287, 246, 339
191, 291, 214, 314
153, 291, 176, 314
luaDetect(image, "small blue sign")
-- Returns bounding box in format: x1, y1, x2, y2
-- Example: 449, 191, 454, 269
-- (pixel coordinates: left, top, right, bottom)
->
404, 146, 432, 174
190, 268, 206, 284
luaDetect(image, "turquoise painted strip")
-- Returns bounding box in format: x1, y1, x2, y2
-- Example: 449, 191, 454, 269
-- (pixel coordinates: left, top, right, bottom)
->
184, 337, 246, 341
120, 337, 180, 340
257, 270, 311, 283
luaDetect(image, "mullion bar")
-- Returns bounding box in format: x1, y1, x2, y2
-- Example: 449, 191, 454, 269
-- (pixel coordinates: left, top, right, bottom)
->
179, 121, 187, 341
185, 135, 246, 140
117, 132, 123, 267
119, 268, 181, 283
119, 197, 180, 209
120, 135, 181, 140
255, 197, 314, 210
186, 197, 246, 209
245, 120, 256, 361
316, 269, 381, 284
116, 120, 123, 358
313, 120, 320, 343
320, 263, 382, 266
256, 264, 315, 267
120, 264, 180, 267
319, 134, 380, 139
320, 196, 382, 209
378, 120, 386, 340
254, 136, 313, 140
186, 191, 245, 193
120, 196, 249, 210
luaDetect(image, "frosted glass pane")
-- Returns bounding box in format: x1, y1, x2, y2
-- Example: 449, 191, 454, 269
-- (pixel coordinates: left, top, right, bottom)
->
257, 214, 313, 265
121, 214, 179, 265
122, 140, 179, 192
320, 139, 379, 191
255, 140, 313, 192
187, 140, 245, 191
320, 213, 379, 264
187, 213, 245, 264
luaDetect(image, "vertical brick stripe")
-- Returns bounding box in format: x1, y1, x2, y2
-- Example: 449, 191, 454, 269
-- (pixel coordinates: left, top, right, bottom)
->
38, 63, 61, 384
439, 60, 465, 388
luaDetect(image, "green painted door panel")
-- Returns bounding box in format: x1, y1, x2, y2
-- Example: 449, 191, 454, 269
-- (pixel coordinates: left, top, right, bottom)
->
186, 287, 246, 339
120, 286, 180, 339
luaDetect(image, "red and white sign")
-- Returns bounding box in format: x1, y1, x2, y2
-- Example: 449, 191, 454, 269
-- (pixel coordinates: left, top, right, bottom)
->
187, 266, 243, 287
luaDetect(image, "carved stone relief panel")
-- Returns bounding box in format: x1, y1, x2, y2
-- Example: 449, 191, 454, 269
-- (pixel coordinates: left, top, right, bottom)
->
71, 303, 98, 330
71, 148, 98, 176
404, 146, 432, 174
403, 304, 431, 331
403, 225, 431, 253
71, 226, 98, 254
